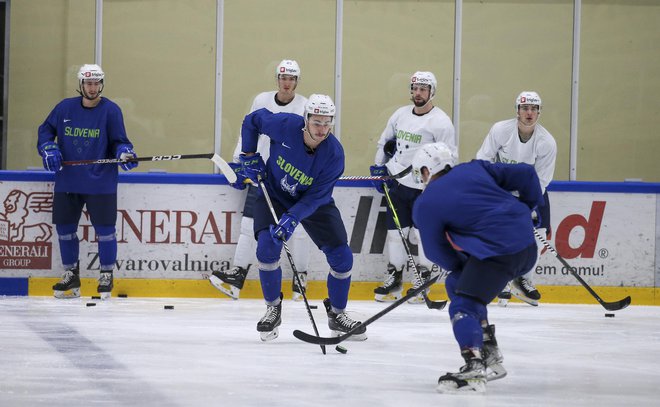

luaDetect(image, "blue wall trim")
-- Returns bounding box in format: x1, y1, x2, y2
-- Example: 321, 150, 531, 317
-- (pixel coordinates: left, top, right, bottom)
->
0, 277, 29, 296
1, 170, 659, 192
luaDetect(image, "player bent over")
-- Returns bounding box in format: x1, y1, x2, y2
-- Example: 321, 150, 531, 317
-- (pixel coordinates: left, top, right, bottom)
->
238, 94, 366, 342
37, 64, 138, 299
411, 142, 543, 394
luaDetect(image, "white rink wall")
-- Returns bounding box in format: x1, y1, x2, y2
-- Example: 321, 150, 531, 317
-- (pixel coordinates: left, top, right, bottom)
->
0, 172, 659, 291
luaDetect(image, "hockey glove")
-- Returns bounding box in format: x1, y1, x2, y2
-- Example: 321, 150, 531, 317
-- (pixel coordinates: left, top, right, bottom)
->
531, 207, 543, 229
116, 145, 138, 171
239, 153, 266, 182
227, 162, 248, 190
269, 212, 299, 243
39, 141, 63, 172
369, 165, 392, 194
383, 139, 397, 158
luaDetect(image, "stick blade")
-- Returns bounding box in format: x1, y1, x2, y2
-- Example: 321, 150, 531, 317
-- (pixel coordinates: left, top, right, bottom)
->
603, 296, 632, 311
211, 154, 237, 183
293, 329, 343, 345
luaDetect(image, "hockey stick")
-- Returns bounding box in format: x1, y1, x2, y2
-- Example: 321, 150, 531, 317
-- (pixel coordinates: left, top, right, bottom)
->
338, 165, 412, 182
62, 153, 238, 183
533, 228, 631, 311
382, 183, 447, 310
257, 176, 326, 354
293, 274, 440, 345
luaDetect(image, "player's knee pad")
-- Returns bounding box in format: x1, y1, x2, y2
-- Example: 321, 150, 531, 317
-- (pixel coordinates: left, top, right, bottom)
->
56, 223, 78, 238
386, 230, 406, 267
240, 216, 254, 239
449, 295, 486, 325
256, 230, 282, 267
445, 271, 459, 301
322, 244, 353, 275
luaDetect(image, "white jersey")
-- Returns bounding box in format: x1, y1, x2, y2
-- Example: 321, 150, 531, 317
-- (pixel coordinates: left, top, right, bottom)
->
233, 91, 308, 162
374, 105, 455, 189
476, 118, 557, 193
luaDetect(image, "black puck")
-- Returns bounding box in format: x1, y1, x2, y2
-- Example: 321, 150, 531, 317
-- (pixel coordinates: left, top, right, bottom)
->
118, 294, 128, 298
164, 305, 174, 310
605, 313, 615, 318
91, 296, 101, 300
309, 305, 318, 309
335, 345, 348, 354
86, 302, 96, 307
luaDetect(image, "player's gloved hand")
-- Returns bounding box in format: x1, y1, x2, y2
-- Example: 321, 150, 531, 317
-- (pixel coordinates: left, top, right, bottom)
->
39, 141, 63, 172
383, 139, 397, 158
269, 213, 299, 243
369, 165, 392, 194
227, 162, 248, 190
116, 145, 138, 171
240, 153, 266, 182
531, 207, 542, 229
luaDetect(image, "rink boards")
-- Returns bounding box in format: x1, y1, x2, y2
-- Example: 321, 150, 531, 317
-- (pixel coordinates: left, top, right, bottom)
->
0, 171, 659, 305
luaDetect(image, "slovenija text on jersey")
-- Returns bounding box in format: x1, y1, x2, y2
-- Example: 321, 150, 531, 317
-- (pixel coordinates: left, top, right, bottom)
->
275, 155, 314, 186
64, 126, 101, 138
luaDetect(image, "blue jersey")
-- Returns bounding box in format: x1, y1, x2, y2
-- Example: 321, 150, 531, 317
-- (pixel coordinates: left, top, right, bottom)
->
412, 160, 544, 272
241, 108, 344, 221
37, 97, 133, 194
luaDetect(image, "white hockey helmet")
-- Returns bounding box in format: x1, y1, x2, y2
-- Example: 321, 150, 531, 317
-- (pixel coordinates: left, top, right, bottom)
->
77, 64, 104, 99
305, 94, 336, 124
515, 91, 542, 112
410, 71, 437, 98
78, 64, 104, 84
276, 59, 301, 79
412, 142, 458, 185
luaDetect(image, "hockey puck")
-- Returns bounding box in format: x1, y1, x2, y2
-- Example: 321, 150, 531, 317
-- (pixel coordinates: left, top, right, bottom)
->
91, 296, 101, 300
605, 313, 615, 317
164, 305, 174, 310
118, 294, 128, 298
335, 345, 348, 354
309, 305, 318, 309
86, 302, 96, 307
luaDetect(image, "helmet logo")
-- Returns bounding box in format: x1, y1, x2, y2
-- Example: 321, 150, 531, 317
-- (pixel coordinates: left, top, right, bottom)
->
279, 67, 286, 73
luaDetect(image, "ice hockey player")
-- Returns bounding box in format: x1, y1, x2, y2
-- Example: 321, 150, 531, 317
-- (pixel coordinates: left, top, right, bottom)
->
476, 91, 557, 306
370, 71, 455, 303
210, 59, 313, 302
411, 142, 543, 394
37, 64, 138, 300
238, 94, 366, 342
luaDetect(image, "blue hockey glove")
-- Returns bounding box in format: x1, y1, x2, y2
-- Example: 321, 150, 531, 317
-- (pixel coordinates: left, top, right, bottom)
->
369, 165, 392, 194
269, 212, 299, 243
39, 141, 63, 172
116, 145, 138, 171
239, 153, 266, 182
227, 162, 248, 190
531, 207, 542, 229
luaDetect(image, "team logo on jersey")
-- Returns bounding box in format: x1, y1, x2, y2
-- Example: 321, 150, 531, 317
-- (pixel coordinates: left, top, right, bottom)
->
280, 176, 299, 197
0, 189, 53, 269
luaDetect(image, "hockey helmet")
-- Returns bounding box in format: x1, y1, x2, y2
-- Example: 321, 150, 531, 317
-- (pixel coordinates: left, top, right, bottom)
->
412, 142, 458, 185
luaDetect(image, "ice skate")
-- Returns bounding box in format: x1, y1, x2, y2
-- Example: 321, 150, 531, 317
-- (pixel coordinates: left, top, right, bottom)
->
482, 324, 507, 381
257, 294, 282, 342
406, 264, 431, 304
323, 298, 367, 341
436, 350, 487, 394
510, 276, 540, 306
53, 267, 81, 299
497, 285, 512, 307
209, 266, 248, 300
291, 271, 307, 302
374, 263, 403, 302
97, 272, 114, 300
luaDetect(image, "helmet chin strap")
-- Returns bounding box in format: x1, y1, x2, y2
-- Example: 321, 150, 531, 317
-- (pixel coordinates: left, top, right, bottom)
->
78, 83, 103, 101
